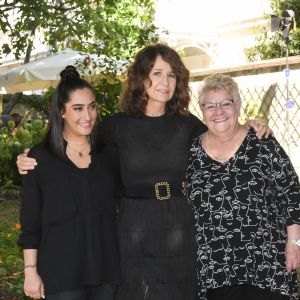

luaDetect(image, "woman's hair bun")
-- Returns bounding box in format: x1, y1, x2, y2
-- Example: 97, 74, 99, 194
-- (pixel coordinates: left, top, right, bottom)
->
60, 65, 80, 81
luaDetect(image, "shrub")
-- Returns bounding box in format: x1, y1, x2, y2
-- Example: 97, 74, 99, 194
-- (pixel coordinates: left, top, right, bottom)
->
0, 201, 26, 299
0, 118, 47, 187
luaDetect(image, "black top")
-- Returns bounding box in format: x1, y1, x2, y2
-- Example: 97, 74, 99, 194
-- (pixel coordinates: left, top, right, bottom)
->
101, 112, 207, 189
186, 128, 300, 299
18, 143, 121, 295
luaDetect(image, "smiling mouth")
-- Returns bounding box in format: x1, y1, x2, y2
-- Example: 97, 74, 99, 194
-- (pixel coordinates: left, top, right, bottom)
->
157, 89, 169, 93
214, 118, 228, 123
79, 123, 92, 127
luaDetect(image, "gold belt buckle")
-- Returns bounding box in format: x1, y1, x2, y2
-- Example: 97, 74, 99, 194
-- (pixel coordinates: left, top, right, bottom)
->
154, 182, 171, 200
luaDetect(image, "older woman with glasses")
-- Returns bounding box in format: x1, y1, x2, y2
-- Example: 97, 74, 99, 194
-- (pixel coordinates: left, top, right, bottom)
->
186, 74, 300, 300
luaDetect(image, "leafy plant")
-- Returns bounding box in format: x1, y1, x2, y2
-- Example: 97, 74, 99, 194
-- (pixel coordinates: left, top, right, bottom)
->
246, 0, 300, 61
0, 201, 27, 300
0, 118, 47, 187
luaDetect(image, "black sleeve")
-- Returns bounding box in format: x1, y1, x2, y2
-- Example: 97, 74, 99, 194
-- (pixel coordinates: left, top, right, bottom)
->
189, 113, 207, 141
100, 115, 123, 205
267, 137, 300, 226
18, 148, 42, 249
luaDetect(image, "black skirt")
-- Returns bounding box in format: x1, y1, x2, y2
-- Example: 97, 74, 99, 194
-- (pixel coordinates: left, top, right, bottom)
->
115, 195, 197, 300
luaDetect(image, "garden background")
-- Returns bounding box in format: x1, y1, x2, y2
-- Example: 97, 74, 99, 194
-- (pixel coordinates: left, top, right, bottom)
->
1, 0, 300, 299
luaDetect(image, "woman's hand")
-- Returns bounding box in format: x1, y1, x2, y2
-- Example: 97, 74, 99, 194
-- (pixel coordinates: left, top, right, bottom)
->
285, 242, 300, 272
17, 148, 37, 175
245, 120, 273, 139
24, 269, 45, 299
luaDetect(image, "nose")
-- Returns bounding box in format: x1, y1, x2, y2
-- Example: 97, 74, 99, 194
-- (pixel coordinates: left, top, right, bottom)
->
161, 74, 169, 86
83, 107, 92, 120
214, 104, 224, 114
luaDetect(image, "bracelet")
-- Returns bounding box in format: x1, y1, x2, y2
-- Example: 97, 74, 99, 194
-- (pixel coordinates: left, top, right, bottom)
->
24, 264, 37, 269
287, 239, 300, 247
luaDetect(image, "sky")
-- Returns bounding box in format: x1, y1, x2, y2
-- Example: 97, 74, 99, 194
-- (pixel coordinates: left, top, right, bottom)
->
155, 0, 271, 37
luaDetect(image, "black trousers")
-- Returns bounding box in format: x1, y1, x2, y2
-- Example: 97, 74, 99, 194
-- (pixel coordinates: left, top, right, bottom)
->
206, 285, 289, 300
46, 284, 115, 300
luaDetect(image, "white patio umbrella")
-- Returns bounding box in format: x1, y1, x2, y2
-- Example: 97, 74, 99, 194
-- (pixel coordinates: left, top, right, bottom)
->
0, 48, 125, 94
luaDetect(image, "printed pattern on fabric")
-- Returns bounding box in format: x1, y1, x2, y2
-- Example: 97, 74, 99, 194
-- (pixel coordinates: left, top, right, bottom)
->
186, 129, 300, 299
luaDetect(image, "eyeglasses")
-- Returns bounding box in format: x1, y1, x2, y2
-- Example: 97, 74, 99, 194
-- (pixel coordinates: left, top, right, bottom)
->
201, 99, 237, 112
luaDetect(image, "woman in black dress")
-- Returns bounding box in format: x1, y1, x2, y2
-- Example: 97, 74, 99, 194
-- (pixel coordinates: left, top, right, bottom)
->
18, 66, 120, 300
101, 44, 207, 300
17, 44, 270, 300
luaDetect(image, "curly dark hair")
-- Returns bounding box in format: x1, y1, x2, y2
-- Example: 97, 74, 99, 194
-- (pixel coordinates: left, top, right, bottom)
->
120, 43, 191, 117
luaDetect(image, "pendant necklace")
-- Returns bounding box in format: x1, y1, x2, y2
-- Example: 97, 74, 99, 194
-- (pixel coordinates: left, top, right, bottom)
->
67, 142, 90, 158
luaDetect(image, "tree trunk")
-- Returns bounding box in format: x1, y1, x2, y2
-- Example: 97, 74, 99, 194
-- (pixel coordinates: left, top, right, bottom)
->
3, 26, 36, 114
2, 93, 23, 114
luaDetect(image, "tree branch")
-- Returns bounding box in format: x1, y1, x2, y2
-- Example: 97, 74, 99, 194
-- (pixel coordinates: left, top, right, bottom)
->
0, 0, 19, 9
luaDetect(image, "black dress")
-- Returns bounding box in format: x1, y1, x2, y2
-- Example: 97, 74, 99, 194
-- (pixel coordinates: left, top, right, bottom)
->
18, 143, 121, 295
186, 129, 300, 299
102, 112, 207, 300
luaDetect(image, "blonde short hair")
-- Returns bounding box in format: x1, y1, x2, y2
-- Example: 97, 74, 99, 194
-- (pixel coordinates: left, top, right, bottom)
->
198, 74, 241, 105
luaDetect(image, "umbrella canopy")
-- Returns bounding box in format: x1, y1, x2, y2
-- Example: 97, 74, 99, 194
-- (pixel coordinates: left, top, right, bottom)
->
0, 48, 125, 94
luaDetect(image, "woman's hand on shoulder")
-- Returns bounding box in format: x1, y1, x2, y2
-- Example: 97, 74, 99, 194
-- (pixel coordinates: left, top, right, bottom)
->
245, 119, 274, 139
24, 269, 45, 299
17, 148, 37, 175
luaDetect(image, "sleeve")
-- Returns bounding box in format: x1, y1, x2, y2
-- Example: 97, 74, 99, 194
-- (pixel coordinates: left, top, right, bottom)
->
185, 137, 200, 198
100, 115, 123, 205
189, 113, 207, 141
268, 137, 300, 226
185, 149, 193, 186
17, 149, 42, 249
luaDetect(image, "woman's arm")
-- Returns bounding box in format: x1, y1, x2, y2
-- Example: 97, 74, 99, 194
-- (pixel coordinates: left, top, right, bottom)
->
18, 147, 44, 297
23, 249, 45, 299
18, 161, 42, 249
267, 137, 300, 272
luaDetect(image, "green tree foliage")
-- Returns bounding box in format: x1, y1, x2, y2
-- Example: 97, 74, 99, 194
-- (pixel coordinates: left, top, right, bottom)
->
0, 0, 158, 113
0, 0, 157, 60
246, 0, 300, 61
0, 118, 47, 187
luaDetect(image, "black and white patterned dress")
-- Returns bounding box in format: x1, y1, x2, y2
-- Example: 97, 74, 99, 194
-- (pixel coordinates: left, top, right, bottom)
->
186, 128, 300, 299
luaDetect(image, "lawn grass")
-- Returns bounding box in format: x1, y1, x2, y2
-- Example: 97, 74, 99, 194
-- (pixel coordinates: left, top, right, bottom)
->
0, 199, 26, 300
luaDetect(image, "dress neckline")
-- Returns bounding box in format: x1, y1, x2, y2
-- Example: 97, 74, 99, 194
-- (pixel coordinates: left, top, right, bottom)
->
142, 113, 167, 120
199, 128, 251, 165
63, 139, 94, 170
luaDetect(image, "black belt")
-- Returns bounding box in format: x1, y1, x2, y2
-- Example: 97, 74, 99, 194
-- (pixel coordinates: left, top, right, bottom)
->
124, 181, 185, 201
